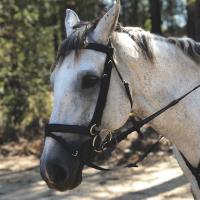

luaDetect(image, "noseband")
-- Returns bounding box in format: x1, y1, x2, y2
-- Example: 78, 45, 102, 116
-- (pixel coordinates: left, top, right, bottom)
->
45, 42, 133, 169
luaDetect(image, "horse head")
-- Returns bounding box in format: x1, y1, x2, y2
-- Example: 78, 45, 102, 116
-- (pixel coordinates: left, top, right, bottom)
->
40, 0, 132, 191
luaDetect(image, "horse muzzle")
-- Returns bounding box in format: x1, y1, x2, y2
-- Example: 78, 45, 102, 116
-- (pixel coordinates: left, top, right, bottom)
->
40, 137, 84, 191
40, 155, 84, 191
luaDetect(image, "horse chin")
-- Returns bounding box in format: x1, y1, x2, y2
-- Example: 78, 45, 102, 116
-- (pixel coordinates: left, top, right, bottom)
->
47, 175, 82, 191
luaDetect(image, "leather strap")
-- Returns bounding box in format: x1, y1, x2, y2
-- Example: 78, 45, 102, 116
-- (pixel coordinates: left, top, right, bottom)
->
90, 58, 113, 126
45, 124, 89, 136
106, 83, 200, 148
180, 152, 200, 188
111, 58, 133, 107
85, 43, 114, 56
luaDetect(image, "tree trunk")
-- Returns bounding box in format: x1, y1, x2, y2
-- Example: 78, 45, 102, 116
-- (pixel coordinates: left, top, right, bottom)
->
121, 0, 139, 26
52, 14, 59, 57
187, 0, 200, 42
130, 0, 139, 26
149, 0, 162, 35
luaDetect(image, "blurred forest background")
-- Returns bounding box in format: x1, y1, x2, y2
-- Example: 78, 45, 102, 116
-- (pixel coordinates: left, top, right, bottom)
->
0, 0, 200, 149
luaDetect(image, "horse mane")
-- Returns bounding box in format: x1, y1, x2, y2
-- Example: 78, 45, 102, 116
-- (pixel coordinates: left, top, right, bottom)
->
117, 25, 200, 64
167, 37, 200, 63
53, 22, 155, 70
116, 25, 154, 62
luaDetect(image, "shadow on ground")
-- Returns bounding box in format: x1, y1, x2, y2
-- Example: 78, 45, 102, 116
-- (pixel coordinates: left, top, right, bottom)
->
0, 154, 193, 200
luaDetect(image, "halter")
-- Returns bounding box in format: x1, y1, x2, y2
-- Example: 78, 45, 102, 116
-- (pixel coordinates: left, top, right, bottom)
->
45, 42, 133, 169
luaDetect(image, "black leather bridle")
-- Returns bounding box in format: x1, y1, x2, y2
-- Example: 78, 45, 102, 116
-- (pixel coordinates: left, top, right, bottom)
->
45, 42, 133, 170
45, 41, 200, 172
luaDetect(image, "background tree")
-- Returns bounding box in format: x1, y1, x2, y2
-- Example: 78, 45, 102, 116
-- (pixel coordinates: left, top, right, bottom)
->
0, 0, 104, 142
0, 0, 199, 144
161, 0, 187, 36
187, 0, 200, 41
149, 0, 162, 34
120, 0, 139, 26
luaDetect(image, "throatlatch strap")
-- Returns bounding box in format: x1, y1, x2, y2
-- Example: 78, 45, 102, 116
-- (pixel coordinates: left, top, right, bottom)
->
123, 81, 133, 107
111, 58, 133, 107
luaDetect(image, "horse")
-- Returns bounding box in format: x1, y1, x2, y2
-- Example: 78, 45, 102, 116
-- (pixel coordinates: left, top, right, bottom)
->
40, 0, 200, 198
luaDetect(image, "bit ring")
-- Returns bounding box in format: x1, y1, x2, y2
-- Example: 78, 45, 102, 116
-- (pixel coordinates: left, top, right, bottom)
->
92, 135, 103, 153
90, 124, 97, 136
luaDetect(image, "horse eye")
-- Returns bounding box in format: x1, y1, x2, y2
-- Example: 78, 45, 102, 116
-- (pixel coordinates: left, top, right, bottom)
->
82, 75, 99, 89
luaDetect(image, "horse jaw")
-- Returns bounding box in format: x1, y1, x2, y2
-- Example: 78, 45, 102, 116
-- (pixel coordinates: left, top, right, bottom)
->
91, 0, 121, 44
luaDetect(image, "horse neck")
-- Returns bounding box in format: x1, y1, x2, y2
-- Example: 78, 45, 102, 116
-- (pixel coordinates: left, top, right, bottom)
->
112, 31, 200, 118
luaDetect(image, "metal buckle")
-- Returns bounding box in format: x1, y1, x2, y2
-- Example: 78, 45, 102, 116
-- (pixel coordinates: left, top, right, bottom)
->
72, 150, 79, 157
83, 40, 88, 48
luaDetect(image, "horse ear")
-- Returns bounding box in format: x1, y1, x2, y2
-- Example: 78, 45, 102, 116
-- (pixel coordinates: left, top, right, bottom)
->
65, 9, 80, 37
92, 0, 120, 44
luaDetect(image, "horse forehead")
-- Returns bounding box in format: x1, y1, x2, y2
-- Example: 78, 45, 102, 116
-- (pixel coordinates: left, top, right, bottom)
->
60, 50, 106, 71
52, 50, 107, 88
78, 50, 106, 68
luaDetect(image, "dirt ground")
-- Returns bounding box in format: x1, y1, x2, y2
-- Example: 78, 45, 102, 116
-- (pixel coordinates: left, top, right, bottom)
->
0, 153, 193, 200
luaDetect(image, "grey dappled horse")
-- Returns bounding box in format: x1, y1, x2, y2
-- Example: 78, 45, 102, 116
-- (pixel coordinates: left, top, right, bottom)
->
40, 1, 200, 198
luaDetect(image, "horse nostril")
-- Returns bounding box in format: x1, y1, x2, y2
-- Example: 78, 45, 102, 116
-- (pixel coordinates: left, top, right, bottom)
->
47, 163, 69, 185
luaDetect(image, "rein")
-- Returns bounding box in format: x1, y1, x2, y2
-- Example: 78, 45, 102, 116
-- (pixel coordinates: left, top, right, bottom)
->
45, 41, 200, 171
108, 82, 200, 147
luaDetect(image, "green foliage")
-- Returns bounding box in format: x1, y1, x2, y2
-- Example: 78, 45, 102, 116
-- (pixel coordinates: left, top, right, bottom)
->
120, 0, 188, 36
120, 0, 150, 28
0, 0, 104, 141
187, 0, 197, 5
144, 19, 152, 31
161, 0, 187, 36
0, 0, 192, 142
